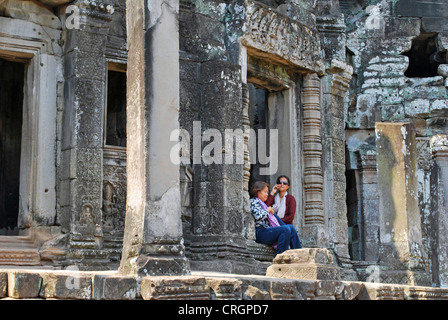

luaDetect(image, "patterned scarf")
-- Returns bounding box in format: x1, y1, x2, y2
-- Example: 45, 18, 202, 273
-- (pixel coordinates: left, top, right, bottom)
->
257, 198, 280, 228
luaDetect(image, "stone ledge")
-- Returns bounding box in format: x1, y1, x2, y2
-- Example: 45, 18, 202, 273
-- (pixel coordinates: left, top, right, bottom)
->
1, 268, 448, 300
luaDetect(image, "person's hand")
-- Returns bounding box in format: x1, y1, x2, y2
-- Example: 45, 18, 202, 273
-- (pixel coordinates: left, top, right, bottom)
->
271, 184, 280, 196
267, 206, 274, 214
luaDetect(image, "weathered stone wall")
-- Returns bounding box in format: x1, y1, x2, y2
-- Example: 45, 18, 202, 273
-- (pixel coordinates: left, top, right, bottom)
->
344, 0, 448, 285
0, 0, 128, 269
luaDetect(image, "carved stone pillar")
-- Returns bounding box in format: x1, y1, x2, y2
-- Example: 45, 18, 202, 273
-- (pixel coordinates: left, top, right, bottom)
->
241, 83, 254, 242
358, 152, 380, 262
187, 60, 252, 274
430, 135, 448, 287
322, 60, 353, 276
61, 1, 115, 269
119, 0, 190, 277
301, 73, 327, 247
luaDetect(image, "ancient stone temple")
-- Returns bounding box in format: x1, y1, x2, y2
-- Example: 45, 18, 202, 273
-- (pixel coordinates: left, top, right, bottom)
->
1, 0, 448, 298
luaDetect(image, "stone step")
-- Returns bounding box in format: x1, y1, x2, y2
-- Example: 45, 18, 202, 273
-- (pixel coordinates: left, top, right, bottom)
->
0, 236, 36, 249
0, 236, 41, 266
0, 248, 41, 266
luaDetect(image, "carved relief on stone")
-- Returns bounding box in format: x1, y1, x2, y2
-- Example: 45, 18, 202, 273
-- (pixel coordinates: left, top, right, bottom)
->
79, 203, 95, 229
102, 148, 127, 236
241, 1, 325, 75
74, 148, 103, 236
76, 149, 103, 181
416, 138, 430, 171
431, 134, 448, 158
302, 73, 324, 225
76, 182, 102, 219
102, 182, 119, 229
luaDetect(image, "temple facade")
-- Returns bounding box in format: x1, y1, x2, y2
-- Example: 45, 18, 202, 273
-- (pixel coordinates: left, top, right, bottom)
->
0, 0, 448, 289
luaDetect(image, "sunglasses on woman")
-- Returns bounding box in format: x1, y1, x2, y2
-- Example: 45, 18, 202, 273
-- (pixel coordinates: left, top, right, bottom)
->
279, 181, 288, 185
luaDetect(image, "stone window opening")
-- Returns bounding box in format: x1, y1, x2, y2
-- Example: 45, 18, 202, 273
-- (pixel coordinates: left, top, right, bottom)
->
403, 32, 447, 78
104, 62, 127, 148
0, 57, 25, 236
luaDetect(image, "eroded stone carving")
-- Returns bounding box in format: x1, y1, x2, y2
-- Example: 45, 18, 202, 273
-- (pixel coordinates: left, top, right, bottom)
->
242, 1, 325, 75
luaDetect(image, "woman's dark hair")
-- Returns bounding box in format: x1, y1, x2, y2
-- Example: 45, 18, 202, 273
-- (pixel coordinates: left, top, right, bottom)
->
276, 175, 290, 185
250, 181, 270, 198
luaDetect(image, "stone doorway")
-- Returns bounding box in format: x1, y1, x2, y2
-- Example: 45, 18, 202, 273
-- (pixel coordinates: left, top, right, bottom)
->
248, 83, 269, 192
247, 82, 296, 194
0, 57, 25, 236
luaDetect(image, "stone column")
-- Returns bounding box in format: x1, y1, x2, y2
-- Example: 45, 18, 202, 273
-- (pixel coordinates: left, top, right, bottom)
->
430, 135, 448, 287
187, 60, 251, 274
321, 60, 353, 276
375, 122, 429, 286
358, 152, 380, 262
119, 0, 190, 277
61, 1, 114, 269
241, 82, 254, 242
301, 73, 327, 247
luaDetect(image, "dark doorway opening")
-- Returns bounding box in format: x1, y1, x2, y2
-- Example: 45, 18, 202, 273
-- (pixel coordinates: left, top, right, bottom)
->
403, 33, 446, 78
0, 58, 25, 235
346, 168, 361, 260
248, 83, 269, 193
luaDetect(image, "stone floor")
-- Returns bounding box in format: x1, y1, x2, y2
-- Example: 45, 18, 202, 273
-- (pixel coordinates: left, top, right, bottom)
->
1, 266, 448, 300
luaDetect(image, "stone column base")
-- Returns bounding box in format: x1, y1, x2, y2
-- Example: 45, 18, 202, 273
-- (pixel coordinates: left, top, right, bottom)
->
266, 248, 341, 281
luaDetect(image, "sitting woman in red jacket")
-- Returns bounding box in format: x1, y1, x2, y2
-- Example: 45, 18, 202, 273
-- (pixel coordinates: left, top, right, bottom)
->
265, 175, 296, 225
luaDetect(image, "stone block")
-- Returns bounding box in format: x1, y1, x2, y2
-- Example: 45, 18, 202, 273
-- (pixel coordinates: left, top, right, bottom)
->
404, 99, 430, 118
239, 277, 272, 300
39, 272, 92, 300
315, 280, 347, 300
340, 281, 363, 300
382, 104, 405, 121
140, 276, 210, 300
294, 279, 317, 300
438, 64, 448, 78
357, 282, 404, 300
427, 117, 448, 136
206, 278, 242, 300
7, 271, 42, 299
405, 286, 448, 300
378, 270, 431, 287
422, 17, 448, 34
93, 274, 140, 300
266, 248, 341, 281
0, 272, 6, 298
244, 285, 270, 300
430, 99, 448, 117
270, 279, 301, 300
